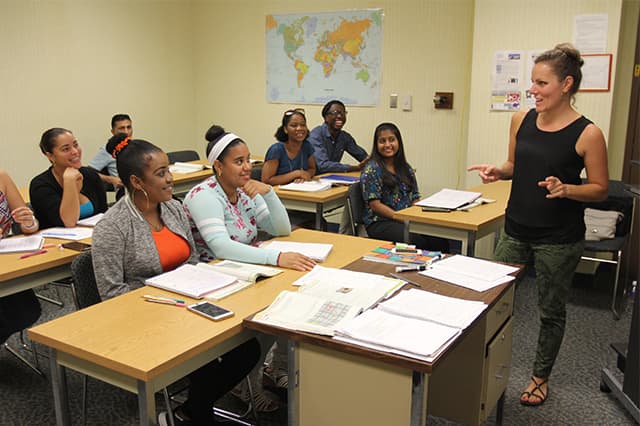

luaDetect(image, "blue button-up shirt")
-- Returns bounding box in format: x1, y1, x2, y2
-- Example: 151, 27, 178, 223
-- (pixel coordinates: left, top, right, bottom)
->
308, 123, 368, 173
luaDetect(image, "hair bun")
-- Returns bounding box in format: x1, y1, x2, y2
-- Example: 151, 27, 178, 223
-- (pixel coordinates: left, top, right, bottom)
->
205, 125, 226, 142
106, 133, 130, 158
554, 42, 584, 67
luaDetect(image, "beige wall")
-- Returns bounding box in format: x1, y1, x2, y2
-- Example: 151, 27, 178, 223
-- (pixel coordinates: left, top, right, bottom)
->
2, 0, 637, 195
192, 0, 475, 196
466, 0, 631, 188
1, 0, 196, 187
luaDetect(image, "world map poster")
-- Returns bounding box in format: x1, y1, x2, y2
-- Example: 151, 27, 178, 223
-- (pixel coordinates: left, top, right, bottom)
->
266, 9, 383, 106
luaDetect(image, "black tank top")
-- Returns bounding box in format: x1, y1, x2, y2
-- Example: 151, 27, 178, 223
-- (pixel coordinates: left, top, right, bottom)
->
505, 109, 590, 243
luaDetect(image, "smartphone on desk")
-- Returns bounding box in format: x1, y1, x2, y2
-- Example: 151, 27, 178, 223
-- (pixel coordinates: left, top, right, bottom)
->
61, 241, 91, 252
187, 301, 234, 321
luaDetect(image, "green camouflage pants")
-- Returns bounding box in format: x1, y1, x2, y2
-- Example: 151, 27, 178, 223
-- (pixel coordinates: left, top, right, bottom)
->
495, 233, 584, 378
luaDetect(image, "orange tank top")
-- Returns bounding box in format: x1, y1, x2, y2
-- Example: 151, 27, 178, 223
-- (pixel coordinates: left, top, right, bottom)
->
152, 226, 191, 272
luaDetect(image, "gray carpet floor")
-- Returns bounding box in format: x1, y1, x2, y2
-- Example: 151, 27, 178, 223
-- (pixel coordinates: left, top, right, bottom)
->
0, 264, 637, 425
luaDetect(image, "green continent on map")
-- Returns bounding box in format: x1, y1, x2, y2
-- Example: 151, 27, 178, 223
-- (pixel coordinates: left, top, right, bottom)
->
294, 60, 309, 87
277, 17, 308, 59
314, 19, 371, 77
355, 68, 369, 83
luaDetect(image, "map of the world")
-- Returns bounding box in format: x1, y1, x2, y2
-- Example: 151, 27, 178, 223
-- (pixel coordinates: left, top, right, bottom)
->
266, 9, 383, 106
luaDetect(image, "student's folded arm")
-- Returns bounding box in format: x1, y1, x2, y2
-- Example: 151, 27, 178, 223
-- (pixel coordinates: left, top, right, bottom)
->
92, 221, 130, 300
186, 190, 279, 265
256, 190, 291, 236
29, 178, 65, 228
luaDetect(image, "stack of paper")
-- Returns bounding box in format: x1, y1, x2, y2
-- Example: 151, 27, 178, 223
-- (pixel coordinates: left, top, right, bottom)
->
77, 213, 105, 227
169, 162, 205, 174
416, 189, 481, 211
40, 227, 93, 241
261, 241, 333, 262
334, 288, 487, 361
252, 266, 405, 336
0, 235, 44, 254
419, 255, 518, 292
279, 180, 332, 192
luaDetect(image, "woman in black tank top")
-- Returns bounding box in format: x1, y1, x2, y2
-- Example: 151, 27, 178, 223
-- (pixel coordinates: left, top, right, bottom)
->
468, 43, 609, 407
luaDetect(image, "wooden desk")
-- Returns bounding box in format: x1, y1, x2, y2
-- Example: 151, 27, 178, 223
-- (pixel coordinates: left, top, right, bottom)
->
28, 229, 383, 426
0, 237, 89, 298
245, 259, 518, 426
394, 180, 511, 257
274, 172, 359, 230
170, 159, 213, 195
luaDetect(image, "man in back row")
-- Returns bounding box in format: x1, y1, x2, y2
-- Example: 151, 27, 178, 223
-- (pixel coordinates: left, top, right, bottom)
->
88, 113, 133, 188
309, 100, 369, 174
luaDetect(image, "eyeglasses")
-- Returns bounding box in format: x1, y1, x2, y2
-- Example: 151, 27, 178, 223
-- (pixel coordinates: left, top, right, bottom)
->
284, 108, 306, 117
326, 109, 347, 117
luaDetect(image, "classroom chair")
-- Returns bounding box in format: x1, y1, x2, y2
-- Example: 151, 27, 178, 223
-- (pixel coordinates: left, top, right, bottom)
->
345, 182, 367, 237
580, 180, 636, 319
167, 150, 200, 164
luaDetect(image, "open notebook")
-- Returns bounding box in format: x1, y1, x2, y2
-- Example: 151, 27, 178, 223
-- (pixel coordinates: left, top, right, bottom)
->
145, 263, 237, 299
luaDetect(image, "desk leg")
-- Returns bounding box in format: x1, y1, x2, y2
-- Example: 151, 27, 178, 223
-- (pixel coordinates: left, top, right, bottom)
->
403, 220, 410, 244
410, 371, 428, 426
315, 204, 324, 231
465, 231, 477, 257
288, 340, 299, 426
49, 348, 71, 426
137, 380, 157, 426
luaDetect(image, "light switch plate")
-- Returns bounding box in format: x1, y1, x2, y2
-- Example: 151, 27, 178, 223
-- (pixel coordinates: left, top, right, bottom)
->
390, 93, 398, 108
402, 95, 412, 111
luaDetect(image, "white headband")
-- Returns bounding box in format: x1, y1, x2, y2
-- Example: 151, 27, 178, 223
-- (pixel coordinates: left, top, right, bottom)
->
207, 133, 241, 165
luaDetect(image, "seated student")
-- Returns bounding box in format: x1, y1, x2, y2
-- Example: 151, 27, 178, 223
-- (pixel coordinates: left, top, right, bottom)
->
308, 100, 369, 174
92, 134, 260, 425
30, 128, 107, 229
183, 125, 316, 271
361, 123, 449, 252
0, 170, 41, 345
88, 113, 133, 189
261, 108, 317, 185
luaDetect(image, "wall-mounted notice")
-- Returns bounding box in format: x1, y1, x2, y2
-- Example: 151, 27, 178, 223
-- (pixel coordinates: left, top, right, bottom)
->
574, 14, 608, 54
580, 54, 612, 92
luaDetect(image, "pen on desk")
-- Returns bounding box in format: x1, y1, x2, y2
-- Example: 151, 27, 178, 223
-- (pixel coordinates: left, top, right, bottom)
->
395, 264, 427, 273
389, 272, 422, 287
43, 232, 77, 238
143, 298, 186, 307
42, 243, 57, 249
19, 249, 48, 259
143, 294, 186, 304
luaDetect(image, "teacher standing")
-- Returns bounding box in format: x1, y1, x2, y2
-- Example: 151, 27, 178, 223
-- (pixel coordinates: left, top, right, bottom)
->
468, 43, 608, 407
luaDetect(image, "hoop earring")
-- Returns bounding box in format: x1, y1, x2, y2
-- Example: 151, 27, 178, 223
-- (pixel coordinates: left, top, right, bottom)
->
133, 187, 150, 211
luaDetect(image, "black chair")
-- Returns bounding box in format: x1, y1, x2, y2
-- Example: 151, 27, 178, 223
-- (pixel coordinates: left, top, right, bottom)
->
1, 290, 43, 376
167, 150, 200, 164
346, 182, 366, 236
581, 180, 636, 319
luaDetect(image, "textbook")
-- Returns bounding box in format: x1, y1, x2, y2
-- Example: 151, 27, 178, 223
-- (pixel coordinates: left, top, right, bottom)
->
199, 260, 282, 283
334, 288, 487, 361
252, 266, 404, 336
416, 188, 481, 210
0, 235, 44, 254
362, 243, 441, 266
279, 180, 332, 192
319, 174, 359, 186
145, 263, 237, 299
261, 241, 333, 262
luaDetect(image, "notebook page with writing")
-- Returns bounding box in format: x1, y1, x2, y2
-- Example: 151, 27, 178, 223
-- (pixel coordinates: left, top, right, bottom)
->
145, 263, 237, 299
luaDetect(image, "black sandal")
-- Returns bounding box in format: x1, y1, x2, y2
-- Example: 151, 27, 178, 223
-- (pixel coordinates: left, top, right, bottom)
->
520, 376, 549, 406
